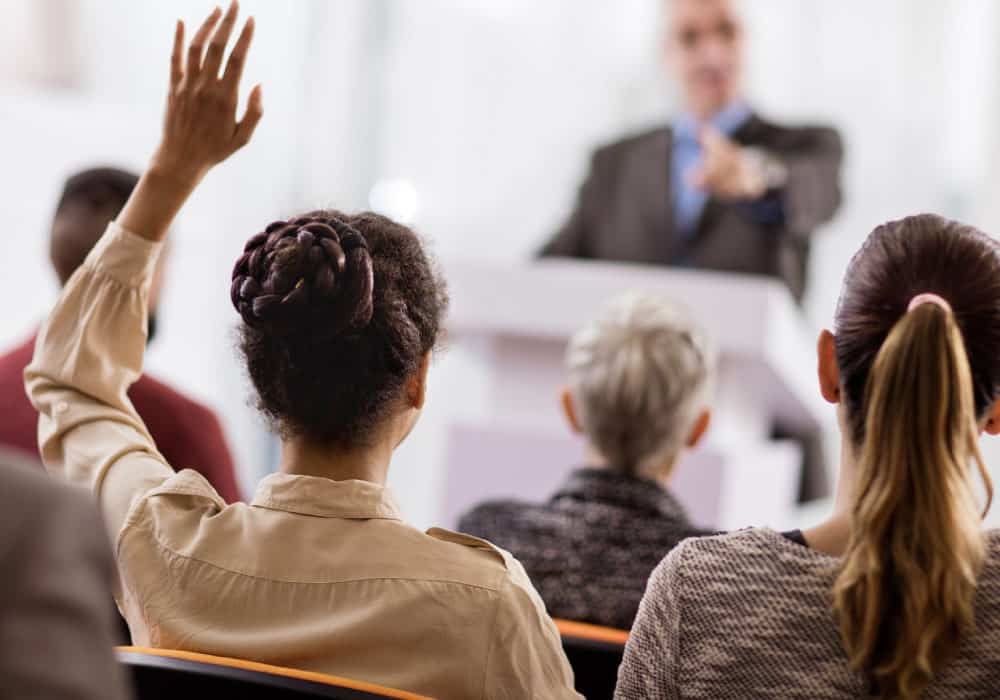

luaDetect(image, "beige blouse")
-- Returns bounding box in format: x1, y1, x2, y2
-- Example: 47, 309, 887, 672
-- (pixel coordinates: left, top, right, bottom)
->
26, 222, 581, 700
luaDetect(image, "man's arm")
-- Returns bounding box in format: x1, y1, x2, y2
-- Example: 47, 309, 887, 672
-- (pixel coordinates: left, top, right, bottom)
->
774, 126, 843, 236
692, 124, 843, 236
538, 151, 604, 258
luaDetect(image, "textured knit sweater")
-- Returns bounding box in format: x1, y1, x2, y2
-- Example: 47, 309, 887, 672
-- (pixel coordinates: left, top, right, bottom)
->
459, 468, 714, 630
615, 527, 1000, 699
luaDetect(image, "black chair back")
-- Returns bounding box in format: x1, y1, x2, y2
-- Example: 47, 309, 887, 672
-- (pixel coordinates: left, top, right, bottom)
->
555, 620, 628, 700
117, 649, 423, 700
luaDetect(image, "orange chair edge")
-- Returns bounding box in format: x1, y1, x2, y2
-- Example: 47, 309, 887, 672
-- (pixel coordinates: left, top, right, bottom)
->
116, 646, 432, 700
553, 618, 630, 645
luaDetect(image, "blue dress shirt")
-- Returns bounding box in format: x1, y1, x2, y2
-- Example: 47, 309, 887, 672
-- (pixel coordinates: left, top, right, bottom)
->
670, 101, 752, 239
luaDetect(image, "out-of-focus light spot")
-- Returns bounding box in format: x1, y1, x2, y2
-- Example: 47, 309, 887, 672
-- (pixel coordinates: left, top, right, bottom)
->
368, 178, 419, 225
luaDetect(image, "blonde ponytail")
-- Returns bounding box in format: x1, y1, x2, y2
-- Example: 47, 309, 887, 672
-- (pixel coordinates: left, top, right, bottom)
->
833, 303, 992, 698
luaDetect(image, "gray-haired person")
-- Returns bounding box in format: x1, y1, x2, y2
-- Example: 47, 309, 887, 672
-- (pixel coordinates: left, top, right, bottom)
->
459, 292, 717, 630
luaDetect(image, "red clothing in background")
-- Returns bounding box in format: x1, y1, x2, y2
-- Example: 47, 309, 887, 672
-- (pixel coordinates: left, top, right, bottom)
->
0, 335, 242, 503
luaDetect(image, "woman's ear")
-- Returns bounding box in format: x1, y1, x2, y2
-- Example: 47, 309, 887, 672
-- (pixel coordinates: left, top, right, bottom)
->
817, 329, 841, 405
985, 399, 1000, 436
685, 409, 711, 449
405, 353, 431, 410
560, 388, 583, 434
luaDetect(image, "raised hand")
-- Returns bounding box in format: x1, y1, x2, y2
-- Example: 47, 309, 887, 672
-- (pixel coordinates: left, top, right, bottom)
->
687, 126, 767, 200
119, 2, 263, 242
153, 1, 263, 181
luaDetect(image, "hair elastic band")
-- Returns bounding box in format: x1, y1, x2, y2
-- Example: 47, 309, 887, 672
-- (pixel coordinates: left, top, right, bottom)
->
907, 293, 952, 314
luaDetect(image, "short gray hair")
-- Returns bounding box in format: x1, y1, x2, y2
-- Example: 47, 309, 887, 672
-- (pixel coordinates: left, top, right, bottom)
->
566, 291, 716, 474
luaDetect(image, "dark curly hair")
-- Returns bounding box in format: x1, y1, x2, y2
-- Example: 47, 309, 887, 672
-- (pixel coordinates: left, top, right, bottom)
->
231, 210, 447, 447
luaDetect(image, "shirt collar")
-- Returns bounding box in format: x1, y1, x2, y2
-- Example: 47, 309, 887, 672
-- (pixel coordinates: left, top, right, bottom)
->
251, 473, 403, 520
550, 467, 691, 522
674, 100, 752, 144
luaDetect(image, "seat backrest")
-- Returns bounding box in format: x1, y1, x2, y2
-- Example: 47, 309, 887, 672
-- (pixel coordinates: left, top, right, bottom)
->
116, 647, 430, 700
554, 619, 630, 700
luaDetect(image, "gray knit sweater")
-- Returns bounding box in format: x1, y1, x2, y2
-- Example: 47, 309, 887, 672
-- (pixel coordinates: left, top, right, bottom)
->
615, 528, 1000, 699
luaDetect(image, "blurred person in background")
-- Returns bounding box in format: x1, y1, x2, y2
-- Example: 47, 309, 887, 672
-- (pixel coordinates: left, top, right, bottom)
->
616, 215, 1000, 699
0, 451, 129, 700
460, 292, 716, 630
25, 5, 581, 697
541, 0, 842, 503
0, 166, 242, 503
541, 0, 842, 303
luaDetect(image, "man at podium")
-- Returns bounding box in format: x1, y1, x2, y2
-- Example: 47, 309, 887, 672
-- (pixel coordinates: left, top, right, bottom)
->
540, 0, 843, 303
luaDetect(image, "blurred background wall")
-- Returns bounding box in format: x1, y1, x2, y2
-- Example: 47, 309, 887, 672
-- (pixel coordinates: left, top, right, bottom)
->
3, 0, 1000, 526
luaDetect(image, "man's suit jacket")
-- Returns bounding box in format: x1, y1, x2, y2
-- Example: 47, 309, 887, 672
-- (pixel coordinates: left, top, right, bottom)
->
0, 454, 128, 700
541, 114, 843, 301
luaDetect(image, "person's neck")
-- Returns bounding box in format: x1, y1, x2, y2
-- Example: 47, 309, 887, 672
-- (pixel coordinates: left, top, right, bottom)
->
583, 445, 675, 488
802, 434, 856, 556
278, 436, 393, 485
686, 96, 743, 123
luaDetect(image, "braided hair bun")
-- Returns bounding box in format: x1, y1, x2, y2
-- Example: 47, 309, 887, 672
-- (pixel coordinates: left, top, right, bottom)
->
235, 209, 447, 448
231, 215, 374, 337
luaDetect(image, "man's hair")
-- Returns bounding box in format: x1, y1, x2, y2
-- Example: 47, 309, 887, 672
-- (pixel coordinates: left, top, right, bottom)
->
50, 167, 139, 284
566, 292, 715, 475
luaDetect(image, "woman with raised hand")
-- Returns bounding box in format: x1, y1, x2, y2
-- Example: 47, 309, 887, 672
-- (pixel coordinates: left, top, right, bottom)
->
615, 214, 1000, 699
26, 5, 580, 698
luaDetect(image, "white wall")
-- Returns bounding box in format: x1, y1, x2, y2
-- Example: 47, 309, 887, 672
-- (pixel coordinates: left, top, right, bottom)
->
3, 0, 1000, 525
1, 0, 341, 496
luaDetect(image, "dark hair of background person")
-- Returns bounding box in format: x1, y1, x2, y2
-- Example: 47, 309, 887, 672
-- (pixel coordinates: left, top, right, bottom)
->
831, 213, 1000, 698
232, 209, 448, 448
50, 167, 139, 285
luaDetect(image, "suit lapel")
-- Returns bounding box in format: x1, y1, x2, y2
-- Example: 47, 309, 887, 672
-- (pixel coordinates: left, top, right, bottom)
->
630, 128, 674, 265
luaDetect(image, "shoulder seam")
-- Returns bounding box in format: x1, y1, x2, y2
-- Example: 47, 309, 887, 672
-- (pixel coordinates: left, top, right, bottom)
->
594, 126, 668, 162
121, 523, 506, 590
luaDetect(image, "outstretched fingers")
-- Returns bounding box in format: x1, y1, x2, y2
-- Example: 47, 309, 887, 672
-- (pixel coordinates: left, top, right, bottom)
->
203, 0, 241, 81
234, 84, 264, 149
186, 6, 222, 82
221, 16, 255, 90
170, 20, 185, 89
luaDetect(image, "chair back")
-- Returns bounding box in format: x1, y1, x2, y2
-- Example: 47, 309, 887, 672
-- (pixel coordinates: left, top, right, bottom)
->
116, 647, 430, 700
554, 619, 629, 700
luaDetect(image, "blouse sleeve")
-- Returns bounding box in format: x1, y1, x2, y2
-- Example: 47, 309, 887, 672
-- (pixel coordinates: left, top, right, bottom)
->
614, 541, 690, 700
24, 221, 186, 541
484, 554, 583, 699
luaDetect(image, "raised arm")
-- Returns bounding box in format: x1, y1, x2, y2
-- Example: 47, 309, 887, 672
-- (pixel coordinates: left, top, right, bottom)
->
691, 124, 843, 236
25, 1, 263, 539
121, 3, 262, 242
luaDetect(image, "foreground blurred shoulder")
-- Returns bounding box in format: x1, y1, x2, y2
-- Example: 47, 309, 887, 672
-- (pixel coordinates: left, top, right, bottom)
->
0, 460, 99, 544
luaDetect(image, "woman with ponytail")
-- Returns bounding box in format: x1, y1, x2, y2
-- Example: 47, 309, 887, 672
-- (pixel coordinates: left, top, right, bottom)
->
24, 4, 579, 698
616, 214, 1000, 699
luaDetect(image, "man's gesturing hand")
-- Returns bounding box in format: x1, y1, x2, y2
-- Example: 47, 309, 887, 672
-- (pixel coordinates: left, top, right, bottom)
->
687, 126, 770, 201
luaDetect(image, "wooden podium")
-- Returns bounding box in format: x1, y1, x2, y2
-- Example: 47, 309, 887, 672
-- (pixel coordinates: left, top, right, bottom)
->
427, 258, 829, 531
